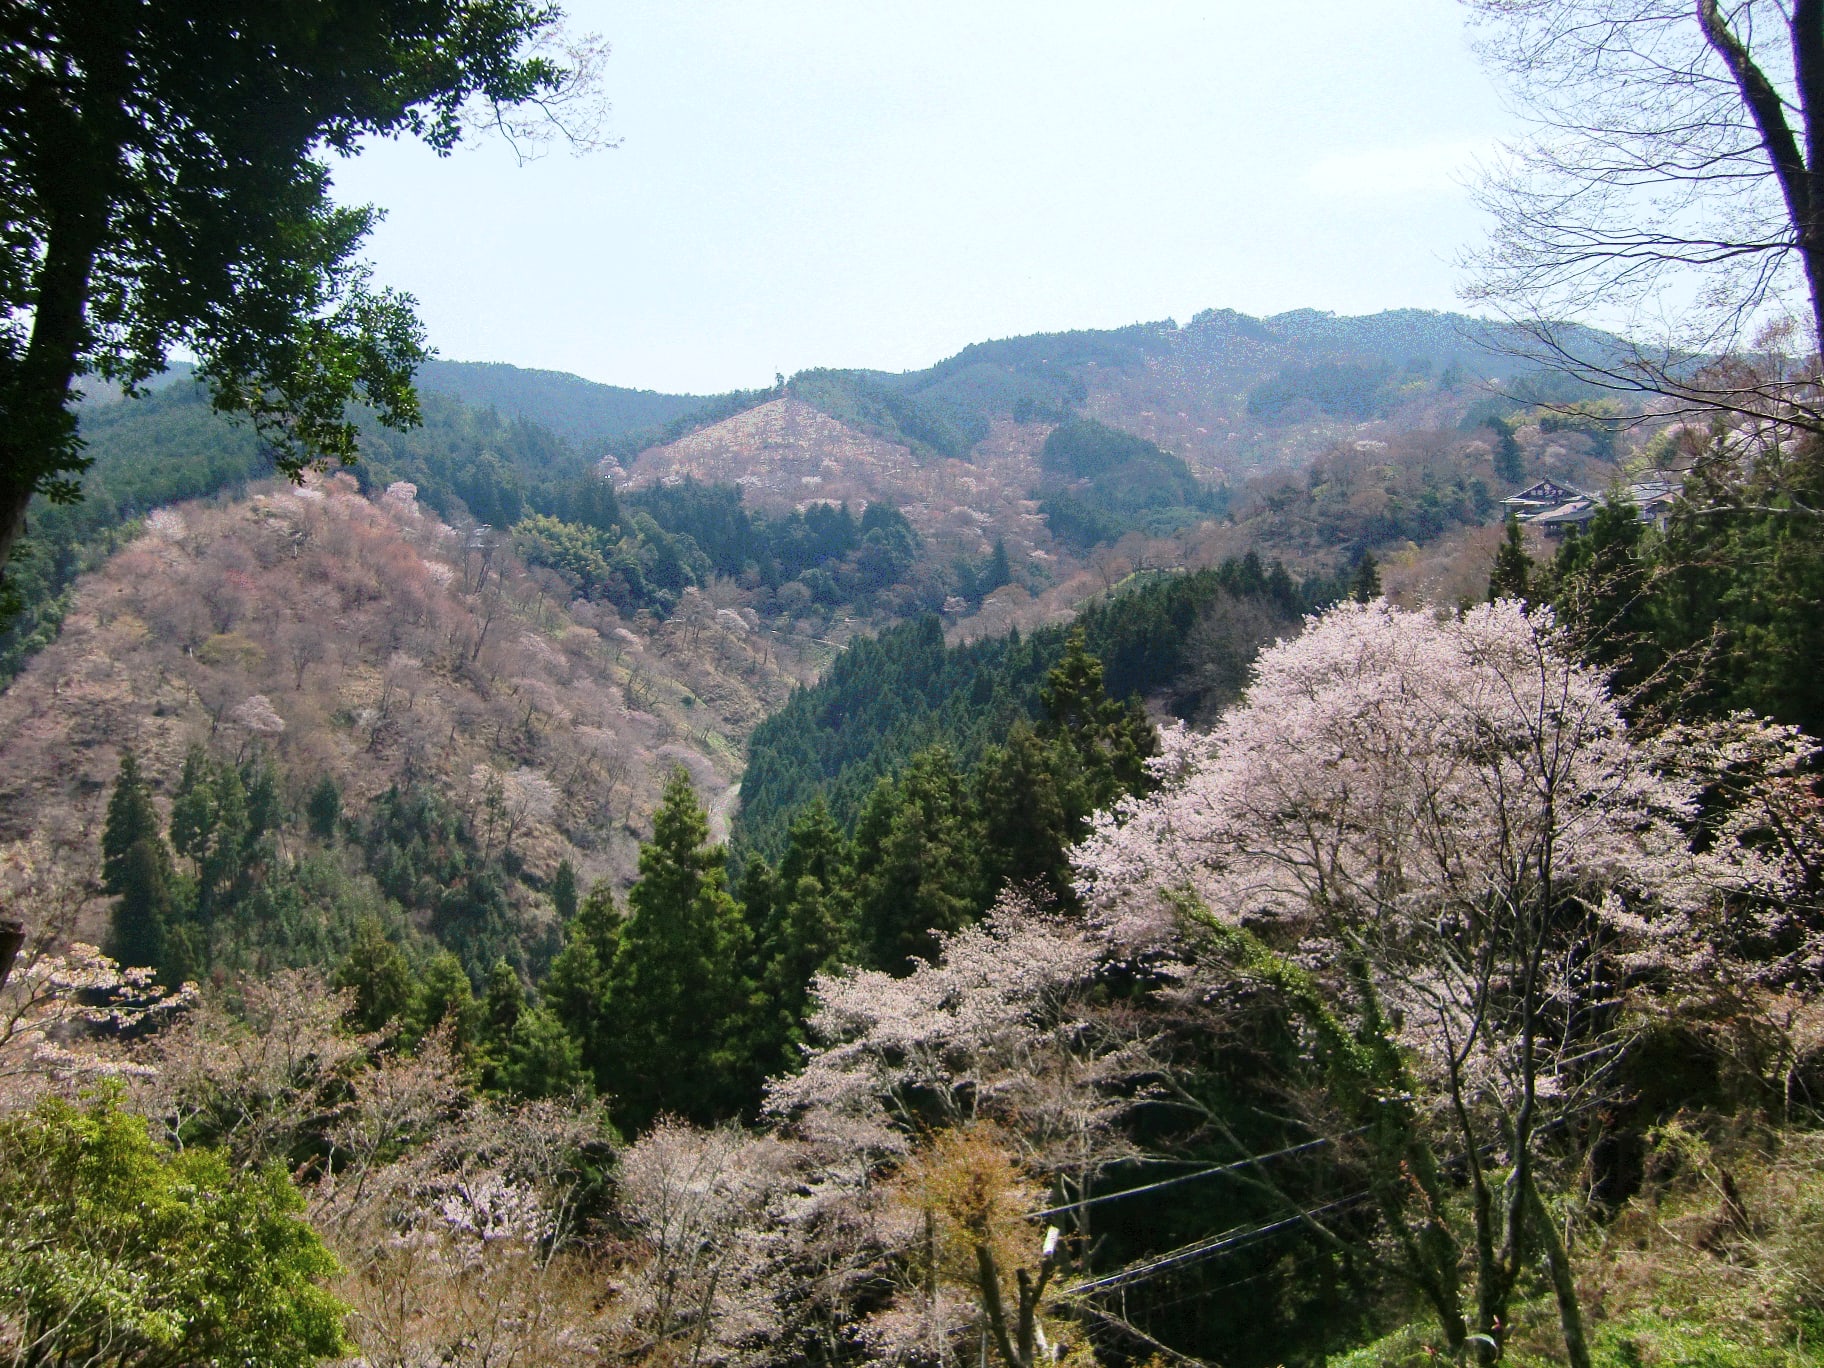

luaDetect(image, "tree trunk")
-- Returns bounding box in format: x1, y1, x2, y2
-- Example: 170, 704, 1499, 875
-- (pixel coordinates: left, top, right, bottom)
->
1527, 1174, 1592, 1368
0, 15, 128, 584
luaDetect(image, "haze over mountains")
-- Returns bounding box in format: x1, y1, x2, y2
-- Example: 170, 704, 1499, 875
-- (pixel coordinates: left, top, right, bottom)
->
0, 301, 1632, 951
423, 306, 1584, 472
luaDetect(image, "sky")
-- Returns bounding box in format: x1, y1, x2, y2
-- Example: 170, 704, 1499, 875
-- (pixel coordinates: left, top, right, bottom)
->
329, 1, 1518, 396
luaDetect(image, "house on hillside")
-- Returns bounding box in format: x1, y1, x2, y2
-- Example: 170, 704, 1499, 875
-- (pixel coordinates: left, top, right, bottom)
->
1501, 474, 1682, 538
1501, 479, 1592, 518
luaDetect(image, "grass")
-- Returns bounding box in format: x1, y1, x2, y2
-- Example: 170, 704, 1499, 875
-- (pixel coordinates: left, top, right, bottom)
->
1329, 1124, 1824, 1368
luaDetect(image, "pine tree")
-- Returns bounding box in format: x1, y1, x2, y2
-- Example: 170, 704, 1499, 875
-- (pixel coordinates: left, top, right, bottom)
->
1488, 515, 1534, 603
750, 801, 857, 1076
108, 837, 175, 975
1547, 496, 1654, 692
550, 858, 578, 923
982, 538, 1012, 597
493, 1007, 590, 1099
1351, 552, 1382, 603
543, 877, 620, 1076
975, 723, 1077, 909
1039, 628, 1157, 814
101, 751, 183, 977
407, 951, 477, 1051
603, 769, 755, 1127
856, 748, 981, 973
1492, 415, 1525, 484
168, 746, 248, 922
305, 775, 341, 842
334, 917, 413, 1032
101, 752, 161, 895
241, 760, 282, 851
480, 958, 525, 1041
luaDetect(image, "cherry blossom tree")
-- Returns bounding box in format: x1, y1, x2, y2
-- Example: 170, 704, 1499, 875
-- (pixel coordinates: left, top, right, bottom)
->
1076, 600, 1710, 1368
770, 897, 1150, 1227
768, 898, 1162, 1366
0, 841, 189, 1107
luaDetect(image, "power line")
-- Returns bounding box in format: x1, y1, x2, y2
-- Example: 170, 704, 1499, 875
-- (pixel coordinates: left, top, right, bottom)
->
1068, 1192, 1376, 1295
1058, 1088, 1627, 1300
1026, 1133, 1352, 1223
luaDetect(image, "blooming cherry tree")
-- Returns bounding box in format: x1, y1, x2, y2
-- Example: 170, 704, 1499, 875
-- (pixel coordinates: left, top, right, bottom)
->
1075, 600, 1708, 1368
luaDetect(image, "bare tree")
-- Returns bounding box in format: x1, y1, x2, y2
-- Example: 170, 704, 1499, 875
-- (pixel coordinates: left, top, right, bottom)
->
1465, 0, 1824, 457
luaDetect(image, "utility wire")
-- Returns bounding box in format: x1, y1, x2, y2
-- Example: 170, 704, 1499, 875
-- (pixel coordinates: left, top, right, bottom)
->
1058, 1087, 1627, 1299
1068, 1192, 1377, 1295
1026, 1133, 1354, 1223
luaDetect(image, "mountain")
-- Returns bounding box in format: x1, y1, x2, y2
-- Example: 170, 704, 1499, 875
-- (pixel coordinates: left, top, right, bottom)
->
415, 359, 714, 450
0, 471, 829, 961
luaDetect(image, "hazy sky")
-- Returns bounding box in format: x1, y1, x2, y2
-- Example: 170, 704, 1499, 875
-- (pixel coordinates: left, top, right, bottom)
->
330, 1, 1517, 395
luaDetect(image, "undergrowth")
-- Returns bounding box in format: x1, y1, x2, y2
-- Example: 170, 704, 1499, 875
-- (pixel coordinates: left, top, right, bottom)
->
1332, 1124, 1824, 1368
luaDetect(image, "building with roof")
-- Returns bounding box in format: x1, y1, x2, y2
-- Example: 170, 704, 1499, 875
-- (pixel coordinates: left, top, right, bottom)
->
1501, 474, 1682, 538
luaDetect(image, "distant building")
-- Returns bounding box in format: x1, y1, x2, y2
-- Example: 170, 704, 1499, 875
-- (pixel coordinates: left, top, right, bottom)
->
1501, 479, 1592, 518
1501, 474, 1682, 538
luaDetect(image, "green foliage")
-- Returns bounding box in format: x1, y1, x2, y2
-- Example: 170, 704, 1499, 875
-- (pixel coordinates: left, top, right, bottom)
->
736, 556, 1323, 860
305, 775, 341, 842
599, 770, 756, 1128
541, 878, 620, 1078
1036, 418, 1227, 551
0, 1091, 348, 1368
1492, 415, 1526, 484
855, 747, 985, 972
788, 369, 988, 461
511, 512, 674, 613
550, 859, 578, 923
1489, 514, 1534, 602
416, 359, 708, 449
784, 323, 1174, 457
745, 801, 858, 1076
360, 784, 526, 982
406, 951, 478, 1051
101, 751, 162, 895
1246, 360, 1397, 421
1351, 552, 1382, 603
1545, 471, 1824, 736
1, 0, 580, 586
742, 628, 1157, 978
334, 916, 414, 1033
489, 1005, 591, 1100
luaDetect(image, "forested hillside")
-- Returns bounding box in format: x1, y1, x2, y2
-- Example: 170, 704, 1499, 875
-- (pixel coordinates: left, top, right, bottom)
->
733, 552, 1339, 858
416, 359, 712, 448
0, 281, 1794, 1368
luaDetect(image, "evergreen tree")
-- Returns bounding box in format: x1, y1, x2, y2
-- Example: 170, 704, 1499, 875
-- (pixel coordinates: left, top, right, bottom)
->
1039, 627, 1157, 815
1491, 415, 1526, 484
168, 745, 248, 922
101, 751, 161, 895
1351, 552, 1382, 603
543, 878, 620, 1075
603, 769, 755, 1127
241, 760, 283, 852
550, 858, 578, 923
749, 801, 857, 1077
406, 951, 477, 1051
975, 723, 1077, 908
108, 837, 175, 976
305, 775, 340, 842
101, 751, 183, 977
480, 957, 526, 1042
1546, 497, 1656, 694
1488, 514, 1534, 602
982, 537, 1012, 596
493, 1007, 590, 1099
334, 917, 413, 1033
856, 748, 981, 973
